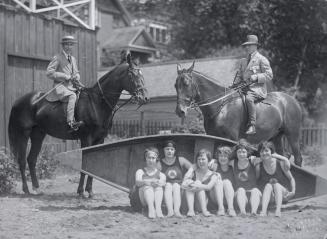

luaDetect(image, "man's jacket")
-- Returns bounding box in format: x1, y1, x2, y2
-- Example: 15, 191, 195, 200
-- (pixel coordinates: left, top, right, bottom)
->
234, 51, 273, 98
46, 51, 81, 101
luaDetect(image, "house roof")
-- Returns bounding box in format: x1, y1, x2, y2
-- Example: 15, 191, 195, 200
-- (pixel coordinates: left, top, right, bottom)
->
102, 26, 157, 53
98, 56, 240, 99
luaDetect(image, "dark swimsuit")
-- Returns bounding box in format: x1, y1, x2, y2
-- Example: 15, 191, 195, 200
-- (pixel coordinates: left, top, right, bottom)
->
161, 157, 183, 184
142, 168, 160, 180
233, 160, 257, 191
216, 165, 234, 185
258, 161, 290, 191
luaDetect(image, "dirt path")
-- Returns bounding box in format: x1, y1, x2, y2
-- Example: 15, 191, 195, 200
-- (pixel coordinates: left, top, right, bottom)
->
0, 172, 327, 239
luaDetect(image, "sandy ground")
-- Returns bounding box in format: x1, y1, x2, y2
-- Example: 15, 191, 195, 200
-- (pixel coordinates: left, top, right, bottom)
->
0, 167, 327, 239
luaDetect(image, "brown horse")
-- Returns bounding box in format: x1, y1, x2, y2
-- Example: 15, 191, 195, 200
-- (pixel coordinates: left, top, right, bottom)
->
8, 54, 148, 196
175, 62, 303, 166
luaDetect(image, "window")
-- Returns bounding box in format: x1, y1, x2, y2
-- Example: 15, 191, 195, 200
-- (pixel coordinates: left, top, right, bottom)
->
148, 23, 169, 44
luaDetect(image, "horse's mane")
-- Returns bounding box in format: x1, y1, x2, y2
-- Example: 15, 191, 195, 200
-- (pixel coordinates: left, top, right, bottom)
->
192, 70, 226, 90
98, 63, 128, 84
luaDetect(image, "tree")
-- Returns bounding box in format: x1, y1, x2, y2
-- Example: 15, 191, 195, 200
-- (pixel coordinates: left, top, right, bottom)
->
170, 0, 327, 120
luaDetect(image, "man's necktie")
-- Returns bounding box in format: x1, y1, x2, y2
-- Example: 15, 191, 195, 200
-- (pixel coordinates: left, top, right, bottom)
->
247, 54, 251, 66
67, 55, 72, 64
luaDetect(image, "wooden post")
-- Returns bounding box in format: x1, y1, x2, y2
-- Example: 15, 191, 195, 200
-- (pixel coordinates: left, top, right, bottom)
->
140, 111, 145, 136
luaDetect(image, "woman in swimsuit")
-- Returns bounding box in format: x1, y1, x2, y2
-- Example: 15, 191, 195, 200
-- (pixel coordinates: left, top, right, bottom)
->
255, 141, 296, 217
182, 149, 223, 217
135, 147, 166, 218
158, 140, 192, 217
232, 139, 261, 216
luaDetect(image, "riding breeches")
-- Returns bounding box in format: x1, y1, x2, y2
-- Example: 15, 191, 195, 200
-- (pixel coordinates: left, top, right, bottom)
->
67, 93, 77, 123
245, 91, 263, 126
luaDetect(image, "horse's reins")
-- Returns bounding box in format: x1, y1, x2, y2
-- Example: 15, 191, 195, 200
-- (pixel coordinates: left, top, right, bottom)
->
96, 68, 146, 128
184, 71, 255, 109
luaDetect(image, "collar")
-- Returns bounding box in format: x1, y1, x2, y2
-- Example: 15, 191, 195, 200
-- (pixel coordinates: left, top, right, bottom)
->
62, 50, 70, 59
249, 50, 258, 59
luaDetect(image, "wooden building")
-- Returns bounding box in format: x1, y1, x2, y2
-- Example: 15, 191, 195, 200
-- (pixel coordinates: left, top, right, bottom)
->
0, 4, 97, 149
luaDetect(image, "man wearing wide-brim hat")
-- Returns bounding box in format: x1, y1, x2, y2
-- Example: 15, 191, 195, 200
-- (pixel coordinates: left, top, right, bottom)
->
233, 35, 273, 134
46, 35, 84, 131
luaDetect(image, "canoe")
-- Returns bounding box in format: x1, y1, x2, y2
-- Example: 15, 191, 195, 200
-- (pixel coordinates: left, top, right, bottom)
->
57, 134, 327, 203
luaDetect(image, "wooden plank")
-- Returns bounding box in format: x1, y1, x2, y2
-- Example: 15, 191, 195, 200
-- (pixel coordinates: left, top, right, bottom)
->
14, 12, 23, 53
29, 15, 37, 55
22, 13, 30, 55
5, 10, 15, 53
78, 30, 86, 85
0, 9, 6, 147
36, 17, 45, 56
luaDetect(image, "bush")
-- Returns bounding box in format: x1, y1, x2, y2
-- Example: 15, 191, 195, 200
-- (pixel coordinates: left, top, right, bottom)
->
34, 145, 59, 179
171, 118, 206, 134
302, 145, 326, 167
0, 147, 18, 194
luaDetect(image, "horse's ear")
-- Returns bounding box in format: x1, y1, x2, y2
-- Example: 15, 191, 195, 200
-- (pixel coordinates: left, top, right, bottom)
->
177, 64, 182, 74
127, 52, 132, 67
188, 61, 195, 72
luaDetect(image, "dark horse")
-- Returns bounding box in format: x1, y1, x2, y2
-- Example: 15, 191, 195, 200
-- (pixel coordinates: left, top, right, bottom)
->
175, 62, 303, 166
8, 54, 148, 196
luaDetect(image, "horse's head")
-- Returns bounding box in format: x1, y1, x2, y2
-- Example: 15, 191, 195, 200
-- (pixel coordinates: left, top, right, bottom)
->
175, 61, 199, 118
120, 53, 148, 105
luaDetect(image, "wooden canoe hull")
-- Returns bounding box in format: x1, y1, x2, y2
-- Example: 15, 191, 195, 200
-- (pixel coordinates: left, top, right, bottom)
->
57, 134, 327, 201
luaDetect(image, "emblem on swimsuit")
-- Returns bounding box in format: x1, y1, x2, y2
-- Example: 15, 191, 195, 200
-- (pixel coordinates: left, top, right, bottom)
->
269, 178, 278, 184
167, 169, 177, 179
238, 171, 248, 182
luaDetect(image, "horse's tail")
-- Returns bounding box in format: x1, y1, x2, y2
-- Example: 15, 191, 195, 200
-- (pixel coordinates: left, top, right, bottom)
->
8, 92, 37, 161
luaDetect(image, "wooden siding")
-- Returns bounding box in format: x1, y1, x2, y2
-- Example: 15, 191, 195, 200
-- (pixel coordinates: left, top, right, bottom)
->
0, 5, 97, 151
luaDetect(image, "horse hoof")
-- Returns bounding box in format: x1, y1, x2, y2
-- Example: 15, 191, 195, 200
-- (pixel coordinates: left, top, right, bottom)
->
88, 191, 94, 199
31, 187, 43, 195
23, 187, 30, 195
78, 192, 86, 198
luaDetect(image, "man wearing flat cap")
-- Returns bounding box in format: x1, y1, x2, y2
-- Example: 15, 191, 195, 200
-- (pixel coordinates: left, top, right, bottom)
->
46, 35, 84, 130
233, 35, 273, 134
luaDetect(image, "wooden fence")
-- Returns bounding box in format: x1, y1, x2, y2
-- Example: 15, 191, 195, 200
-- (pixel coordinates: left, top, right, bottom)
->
110, 120, 176, 138
110, 120, 327, 148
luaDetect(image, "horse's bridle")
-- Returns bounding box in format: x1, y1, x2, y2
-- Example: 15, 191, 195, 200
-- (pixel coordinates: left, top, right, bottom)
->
176, 70, 201, 111
96, 66, 146, 111
177, 70, 232, 110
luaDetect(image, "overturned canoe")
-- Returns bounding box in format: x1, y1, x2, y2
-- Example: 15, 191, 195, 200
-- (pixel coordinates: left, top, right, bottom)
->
57, 134, 327, 202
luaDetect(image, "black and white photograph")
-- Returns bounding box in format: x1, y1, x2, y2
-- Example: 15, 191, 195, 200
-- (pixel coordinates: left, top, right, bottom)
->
0, 0, 326, 238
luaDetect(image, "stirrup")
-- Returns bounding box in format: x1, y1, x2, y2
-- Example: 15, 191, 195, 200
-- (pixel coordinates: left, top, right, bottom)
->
245, 125, 256, 135
68, 121, 84, 131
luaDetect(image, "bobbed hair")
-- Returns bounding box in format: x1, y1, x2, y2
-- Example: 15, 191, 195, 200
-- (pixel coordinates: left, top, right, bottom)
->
196, 148, 212, 162
163, 140, 176, 149
144, 147, 159, 161
258, 141, 276, 154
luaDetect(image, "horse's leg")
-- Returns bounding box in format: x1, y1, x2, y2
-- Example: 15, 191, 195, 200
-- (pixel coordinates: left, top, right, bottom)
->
271, 133, 284, 156
27, 127, 46, 192
16, 135, 30, 194
77, 138, 91, 197
286, 133, 303, 166
85, 138, 104, 198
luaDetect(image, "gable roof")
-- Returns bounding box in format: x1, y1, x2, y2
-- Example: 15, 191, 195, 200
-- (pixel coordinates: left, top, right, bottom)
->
102, 26, 156, 53
98, 56, 240, 99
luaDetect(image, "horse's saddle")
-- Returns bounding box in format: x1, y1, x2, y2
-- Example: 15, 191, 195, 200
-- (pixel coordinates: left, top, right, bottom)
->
214, 92, 272, 119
